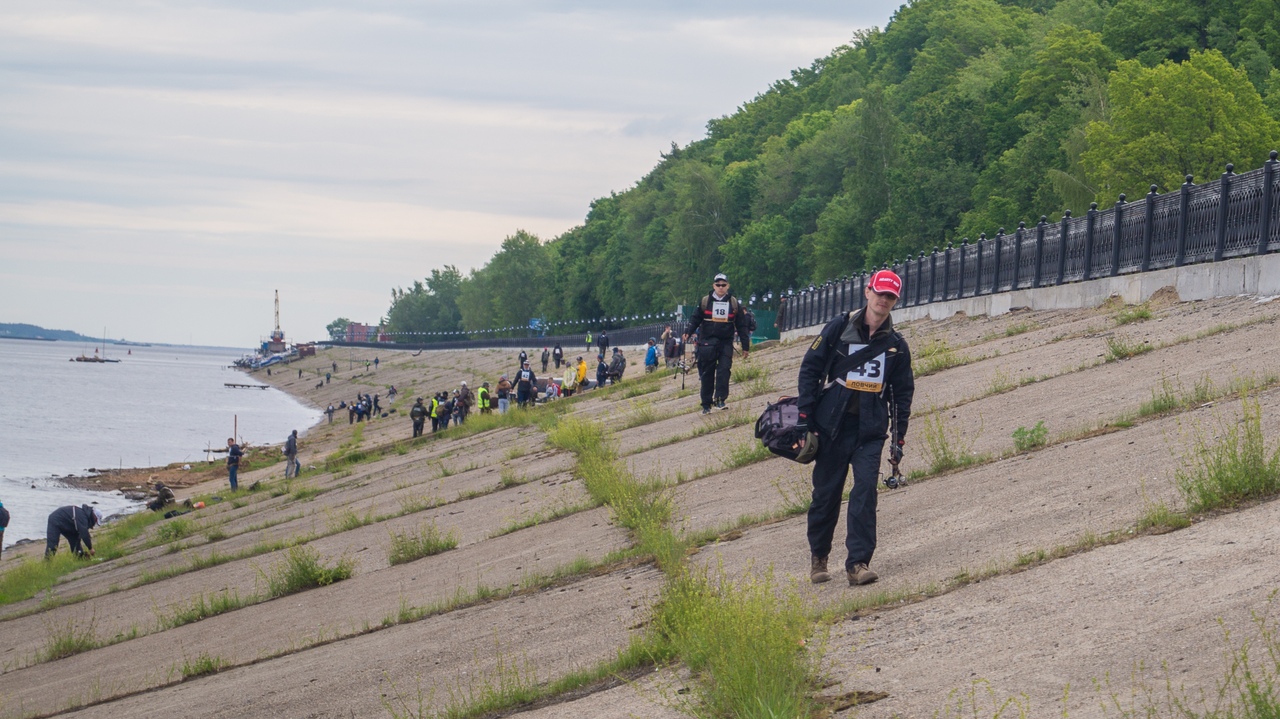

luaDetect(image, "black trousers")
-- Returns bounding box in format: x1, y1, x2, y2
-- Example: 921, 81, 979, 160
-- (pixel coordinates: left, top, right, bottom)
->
807, 418, 885, 570
412, 419, 424, 437
46, 522, 85, 557
695, 340, 734, 408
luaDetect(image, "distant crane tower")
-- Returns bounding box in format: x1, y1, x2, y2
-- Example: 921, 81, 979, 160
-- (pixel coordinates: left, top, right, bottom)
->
267, 289, 287, 353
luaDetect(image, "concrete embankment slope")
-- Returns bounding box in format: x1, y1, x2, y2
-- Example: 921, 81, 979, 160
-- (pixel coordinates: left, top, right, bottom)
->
1, 293, 1278, 718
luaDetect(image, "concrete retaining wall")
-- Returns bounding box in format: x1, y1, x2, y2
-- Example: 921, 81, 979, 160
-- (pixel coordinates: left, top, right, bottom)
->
781, 253, 1280, 341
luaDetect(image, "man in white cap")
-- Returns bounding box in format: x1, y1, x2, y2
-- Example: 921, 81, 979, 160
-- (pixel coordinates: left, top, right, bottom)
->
45, 504, 102, 558
683, 272, 751, 414
796, 269, 915, 587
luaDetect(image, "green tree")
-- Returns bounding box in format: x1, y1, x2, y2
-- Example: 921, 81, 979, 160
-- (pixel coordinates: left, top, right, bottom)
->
1102, 0, 1204, 66
1082, 50, 1280, 201
1016, 26, 1115, 112
325, 317, 351, 341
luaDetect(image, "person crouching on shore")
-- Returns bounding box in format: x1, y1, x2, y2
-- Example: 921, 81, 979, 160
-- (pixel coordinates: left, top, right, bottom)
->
46, 504, 101, 559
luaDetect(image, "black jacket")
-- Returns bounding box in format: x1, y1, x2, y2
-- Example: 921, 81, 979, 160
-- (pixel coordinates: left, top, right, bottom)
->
685, 292, 750, 351
48, 504, 97, 551
796, 309, 914, 444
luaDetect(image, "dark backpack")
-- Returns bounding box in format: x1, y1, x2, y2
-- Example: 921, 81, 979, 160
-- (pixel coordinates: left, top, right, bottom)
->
754, 396, 818, 464
744, 308, 757, 333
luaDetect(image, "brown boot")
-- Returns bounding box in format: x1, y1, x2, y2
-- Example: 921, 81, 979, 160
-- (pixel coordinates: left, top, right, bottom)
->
848, 563, 878, 586
810, 555, 831, 584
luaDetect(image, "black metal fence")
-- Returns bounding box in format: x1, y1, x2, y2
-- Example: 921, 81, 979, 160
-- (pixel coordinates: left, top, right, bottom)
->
778, 154, 1280, 331
328, 321, 679, 354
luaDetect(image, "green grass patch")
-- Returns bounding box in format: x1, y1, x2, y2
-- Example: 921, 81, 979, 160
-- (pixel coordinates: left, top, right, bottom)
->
1135, 500, 1191, 533
154, 517, 196, 543
1011, 421, 1048, 452
652, 566, 819, 719
1113, 303, 1153, 325
919, 412, 987, 474
1177, 398, 1280, 513
722, 439, 773, 470
1104, 335, 1154, 361
180, 652, 227, 679
388, 522, 459, 565
261, 546, 355, 598
730, 364, 765, 383
158, 589, 250, 630
40, 615, 99, 661
292, 486, 322, 501
915, 339, 970, 377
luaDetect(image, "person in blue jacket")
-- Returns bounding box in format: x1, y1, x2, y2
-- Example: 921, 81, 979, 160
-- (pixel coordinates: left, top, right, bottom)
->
45, 504, 102, 558
644, 338, 659, 373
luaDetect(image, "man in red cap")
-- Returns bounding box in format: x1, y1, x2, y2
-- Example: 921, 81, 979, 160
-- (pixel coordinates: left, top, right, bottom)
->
795, 269, 914, 587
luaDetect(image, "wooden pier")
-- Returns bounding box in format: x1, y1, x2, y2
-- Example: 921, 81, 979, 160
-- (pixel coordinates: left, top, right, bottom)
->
225, 382, 269, 390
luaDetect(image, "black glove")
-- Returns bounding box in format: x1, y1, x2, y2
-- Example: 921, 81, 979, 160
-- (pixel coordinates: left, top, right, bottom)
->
889, 439, 904, 464
796, 413, 808, 432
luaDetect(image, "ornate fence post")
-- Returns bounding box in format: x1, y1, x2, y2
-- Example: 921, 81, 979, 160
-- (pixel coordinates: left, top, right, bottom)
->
1082, 203, 1098, 281
1034, 216, 1047, 288
992, 228, 1005, 294
916, 252, 925, 305
858, 273, 867, 309
1176, 175, 1193, 267
929, 249, 938, 303
1110, 194, 1125, 276
1057, 210, 1071, 284
975, 234, 986, 295
1214, 163, 1234, 262
1259, 151, 1278, 256
957, 238, 968, 298
1141, 186, 1157, 271
1013, 222, 1025, 289
942, 242, 953, 299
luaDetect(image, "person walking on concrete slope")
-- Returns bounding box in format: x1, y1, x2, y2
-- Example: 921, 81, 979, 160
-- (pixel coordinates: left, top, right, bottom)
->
664, 332, 678, 368
562, 360, 578, 397
518, 349, 528, 367
595, 353, 608, 388
541, 347, 550, 372
457, 382, 474, 424
552, 343, 564, 369
477, 382, 492, 414
645, 338, 659, 373
796, 269, 914, 587
496, 376, 512, 413
585, 331, 593, 354
284, 430, 300, 478
575, 357, 588, 389
410, 397, 427, 437
683, 272, 751, 414
598, 331, 609, 355
45, 504, 101, 558
515, 362, 537, 407
0, 500, 9, 560
227, 437, 243, 491
608, 347, 627, 383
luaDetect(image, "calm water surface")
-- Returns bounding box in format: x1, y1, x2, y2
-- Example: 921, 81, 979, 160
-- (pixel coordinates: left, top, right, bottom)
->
0, 339, 320, 547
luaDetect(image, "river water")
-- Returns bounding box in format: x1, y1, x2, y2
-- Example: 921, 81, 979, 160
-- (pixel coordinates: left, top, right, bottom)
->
0, 339, 320, 548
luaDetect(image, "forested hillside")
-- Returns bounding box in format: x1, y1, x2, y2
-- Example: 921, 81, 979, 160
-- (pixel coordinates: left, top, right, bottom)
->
381, 0, 1280, 338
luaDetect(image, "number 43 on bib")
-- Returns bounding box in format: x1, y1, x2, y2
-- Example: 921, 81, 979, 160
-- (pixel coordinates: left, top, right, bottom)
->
843, 343, 885, 392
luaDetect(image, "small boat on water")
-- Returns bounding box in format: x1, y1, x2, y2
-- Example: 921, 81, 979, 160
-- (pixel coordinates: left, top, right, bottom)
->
71, 329, 121, 363
72, 352, 121, 363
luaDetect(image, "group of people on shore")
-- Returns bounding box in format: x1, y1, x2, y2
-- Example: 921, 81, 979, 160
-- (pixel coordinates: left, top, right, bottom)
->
408, 381, 479, 436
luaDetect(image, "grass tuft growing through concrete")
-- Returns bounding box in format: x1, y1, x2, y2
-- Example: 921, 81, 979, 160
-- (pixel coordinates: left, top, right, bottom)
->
387, 522, 459, 565
1177, 398, 1280, 513
262, 546, 355, 598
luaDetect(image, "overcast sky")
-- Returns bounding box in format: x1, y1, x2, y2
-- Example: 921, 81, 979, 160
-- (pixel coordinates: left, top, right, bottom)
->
1, 1, 902, 347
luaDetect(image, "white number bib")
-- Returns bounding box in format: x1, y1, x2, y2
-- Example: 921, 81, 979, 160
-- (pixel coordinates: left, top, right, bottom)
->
843, 343, 886, 392
710, 300, 730, 322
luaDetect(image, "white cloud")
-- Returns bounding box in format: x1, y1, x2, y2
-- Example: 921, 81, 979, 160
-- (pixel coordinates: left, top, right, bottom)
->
0, 0, 904, 345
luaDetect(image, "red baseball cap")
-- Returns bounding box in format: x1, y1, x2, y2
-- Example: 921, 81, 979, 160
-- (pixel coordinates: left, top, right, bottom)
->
868, 270, 902, 297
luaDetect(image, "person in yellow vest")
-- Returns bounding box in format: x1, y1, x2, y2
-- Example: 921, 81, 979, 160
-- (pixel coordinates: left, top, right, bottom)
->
576, 356, 588, 389
477, 382, 492, 414
585, 331, 593, 354
562, 361, 578, 397
429, 393, 442, 433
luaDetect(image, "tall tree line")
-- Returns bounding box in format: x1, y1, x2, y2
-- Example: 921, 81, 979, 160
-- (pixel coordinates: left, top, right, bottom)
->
380, 0, 1280, 339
